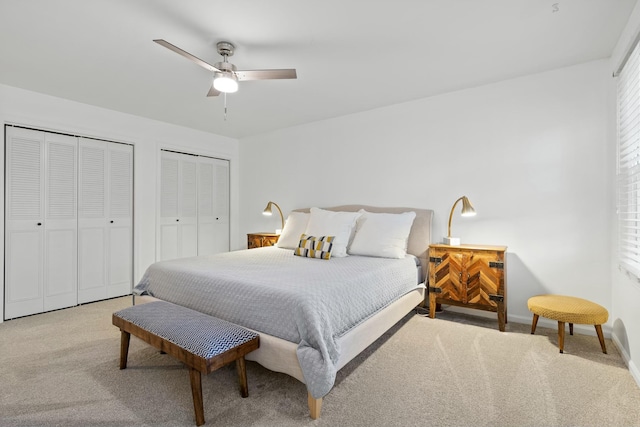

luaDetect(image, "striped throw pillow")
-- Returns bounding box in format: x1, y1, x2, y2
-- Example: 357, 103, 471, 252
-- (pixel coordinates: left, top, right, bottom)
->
294, 234, 335, 260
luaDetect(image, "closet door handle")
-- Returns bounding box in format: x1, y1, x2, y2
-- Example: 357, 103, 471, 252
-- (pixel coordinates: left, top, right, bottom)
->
176, 219, 180, 222
37, 222, 42, 226
110, 220, 114, 224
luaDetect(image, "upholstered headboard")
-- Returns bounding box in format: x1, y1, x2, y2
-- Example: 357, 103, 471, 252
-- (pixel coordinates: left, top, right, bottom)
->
293, 205, 433, 281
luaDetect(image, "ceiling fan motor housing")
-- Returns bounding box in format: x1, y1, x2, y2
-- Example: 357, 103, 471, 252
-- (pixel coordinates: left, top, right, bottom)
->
214, 61, 237, 72
216, 41, 235, 57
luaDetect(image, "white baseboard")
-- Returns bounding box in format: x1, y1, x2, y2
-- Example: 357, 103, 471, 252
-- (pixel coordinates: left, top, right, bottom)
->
440, 306, 612, 337
612, 332, 640, 389
631, 360, 640, 389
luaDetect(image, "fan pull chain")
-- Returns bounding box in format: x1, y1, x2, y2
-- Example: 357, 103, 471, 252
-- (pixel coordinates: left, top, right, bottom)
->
224, 92, 228, 121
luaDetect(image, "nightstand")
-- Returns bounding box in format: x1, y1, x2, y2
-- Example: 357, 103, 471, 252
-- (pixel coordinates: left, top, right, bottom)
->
247, 232, 280, 249
428, 244, 507, 331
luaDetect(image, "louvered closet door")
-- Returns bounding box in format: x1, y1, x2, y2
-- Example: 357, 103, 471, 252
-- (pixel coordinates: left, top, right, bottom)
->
159, 152, 179, 260
107, 143, 133, 298
159, 151, 198, 261
5, 128, 46, 318
78, 139, 132, 303
5, 127, 77, 318
198, 157, 230, 255
43, 132, 78, 311
179, 155, 198, 257
78, 139, 108, 303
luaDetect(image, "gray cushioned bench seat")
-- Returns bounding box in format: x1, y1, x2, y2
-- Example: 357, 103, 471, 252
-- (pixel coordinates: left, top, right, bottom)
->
113, 301, 260, 426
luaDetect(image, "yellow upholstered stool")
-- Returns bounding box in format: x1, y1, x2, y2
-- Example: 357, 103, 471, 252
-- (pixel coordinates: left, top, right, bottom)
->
527, 295, 608, 354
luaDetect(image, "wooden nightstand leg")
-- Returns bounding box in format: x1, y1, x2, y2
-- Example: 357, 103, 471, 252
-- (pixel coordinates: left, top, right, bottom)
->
428, 293, 437, 319
497, 300, 506, 332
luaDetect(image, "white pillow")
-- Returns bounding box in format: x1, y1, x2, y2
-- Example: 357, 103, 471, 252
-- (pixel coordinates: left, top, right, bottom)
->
276, 212, 310, 249
304, 208, 362, 257
348, 210, 417, 258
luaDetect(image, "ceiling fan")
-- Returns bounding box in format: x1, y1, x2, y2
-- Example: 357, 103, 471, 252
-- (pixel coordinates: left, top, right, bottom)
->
153, 39, 297, 96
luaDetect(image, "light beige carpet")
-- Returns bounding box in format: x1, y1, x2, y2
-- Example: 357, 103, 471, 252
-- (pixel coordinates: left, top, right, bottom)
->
1, 297, 639, 427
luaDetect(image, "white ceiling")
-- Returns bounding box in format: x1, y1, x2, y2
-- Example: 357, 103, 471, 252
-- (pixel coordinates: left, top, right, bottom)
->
0, 0, 636, 139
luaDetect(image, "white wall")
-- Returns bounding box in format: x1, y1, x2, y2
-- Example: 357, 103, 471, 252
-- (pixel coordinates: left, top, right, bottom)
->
609, 0, 640, 387
240, 60, 612, 333
0, 84, 240, 322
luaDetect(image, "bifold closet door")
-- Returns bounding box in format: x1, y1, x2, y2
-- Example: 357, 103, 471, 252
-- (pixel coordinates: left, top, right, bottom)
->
77, 139, 133, 304
197, 157, 230, 255
159, 151, 198, 261
5, 127, 78, 319
107, 143, 133, 298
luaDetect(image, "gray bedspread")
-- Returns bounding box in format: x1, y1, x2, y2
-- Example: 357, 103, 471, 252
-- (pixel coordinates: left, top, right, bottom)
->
134, 246, 421, 398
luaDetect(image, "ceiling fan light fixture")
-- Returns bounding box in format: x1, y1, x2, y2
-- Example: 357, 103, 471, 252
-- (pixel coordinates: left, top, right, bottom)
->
213, 71, 238, 93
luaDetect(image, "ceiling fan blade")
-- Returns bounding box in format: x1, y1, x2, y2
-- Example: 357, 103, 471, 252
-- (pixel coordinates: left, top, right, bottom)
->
153, 39, 221, 73
235, 69, 297, 81
207, 84, 221, 97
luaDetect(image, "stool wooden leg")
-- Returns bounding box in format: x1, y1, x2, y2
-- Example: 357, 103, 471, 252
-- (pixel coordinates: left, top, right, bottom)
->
236, 356, 249, 398
595, 325, 607, 354
558, 321, 565, 353
530, 314, 539, 334
569, 323, 574, 336
120, 330, 130, 369
189, 367, 205, 426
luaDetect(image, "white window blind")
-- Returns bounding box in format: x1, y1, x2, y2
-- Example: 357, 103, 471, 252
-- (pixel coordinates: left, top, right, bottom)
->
618, 39, 640, 277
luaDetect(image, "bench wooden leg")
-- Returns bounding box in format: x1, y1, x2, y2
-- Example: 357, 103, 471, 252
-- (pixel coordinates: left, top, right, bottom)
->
558, 321, 565, 353
236, 356, 248, 398
308, 392, 322, 419
530, 314, 539, 334
595, 325, 607, 354
120, 330, 130, 369
569, 323, 574, 336
189, 367, 205, 426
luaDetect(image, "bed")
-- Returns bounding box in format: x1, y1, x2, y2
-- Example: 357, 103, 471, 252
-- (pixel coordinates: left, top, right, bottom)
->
134, 205, 432, 418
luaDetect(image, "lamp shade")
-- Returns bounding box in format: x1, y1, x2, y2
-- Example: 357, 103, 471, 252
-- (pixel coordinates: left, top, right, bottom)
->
263, 201, 285, 231
213, 71, 238, 93
460, 196, 476, 217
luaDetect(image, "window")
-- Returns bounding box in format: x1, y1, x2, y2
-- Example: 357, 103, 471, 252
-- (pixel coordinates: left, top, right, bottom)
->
617, 39, 640, 277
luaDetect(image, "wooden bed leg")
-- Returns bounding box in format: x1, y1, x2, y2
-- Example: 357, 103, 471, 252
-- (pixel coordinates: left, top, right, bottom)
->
308, 392, 322, 419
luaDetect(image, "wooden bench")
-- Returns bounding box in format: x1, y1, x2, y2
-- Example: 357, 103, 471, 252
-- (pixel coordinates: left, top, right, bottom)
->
112, 301, 260, 426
